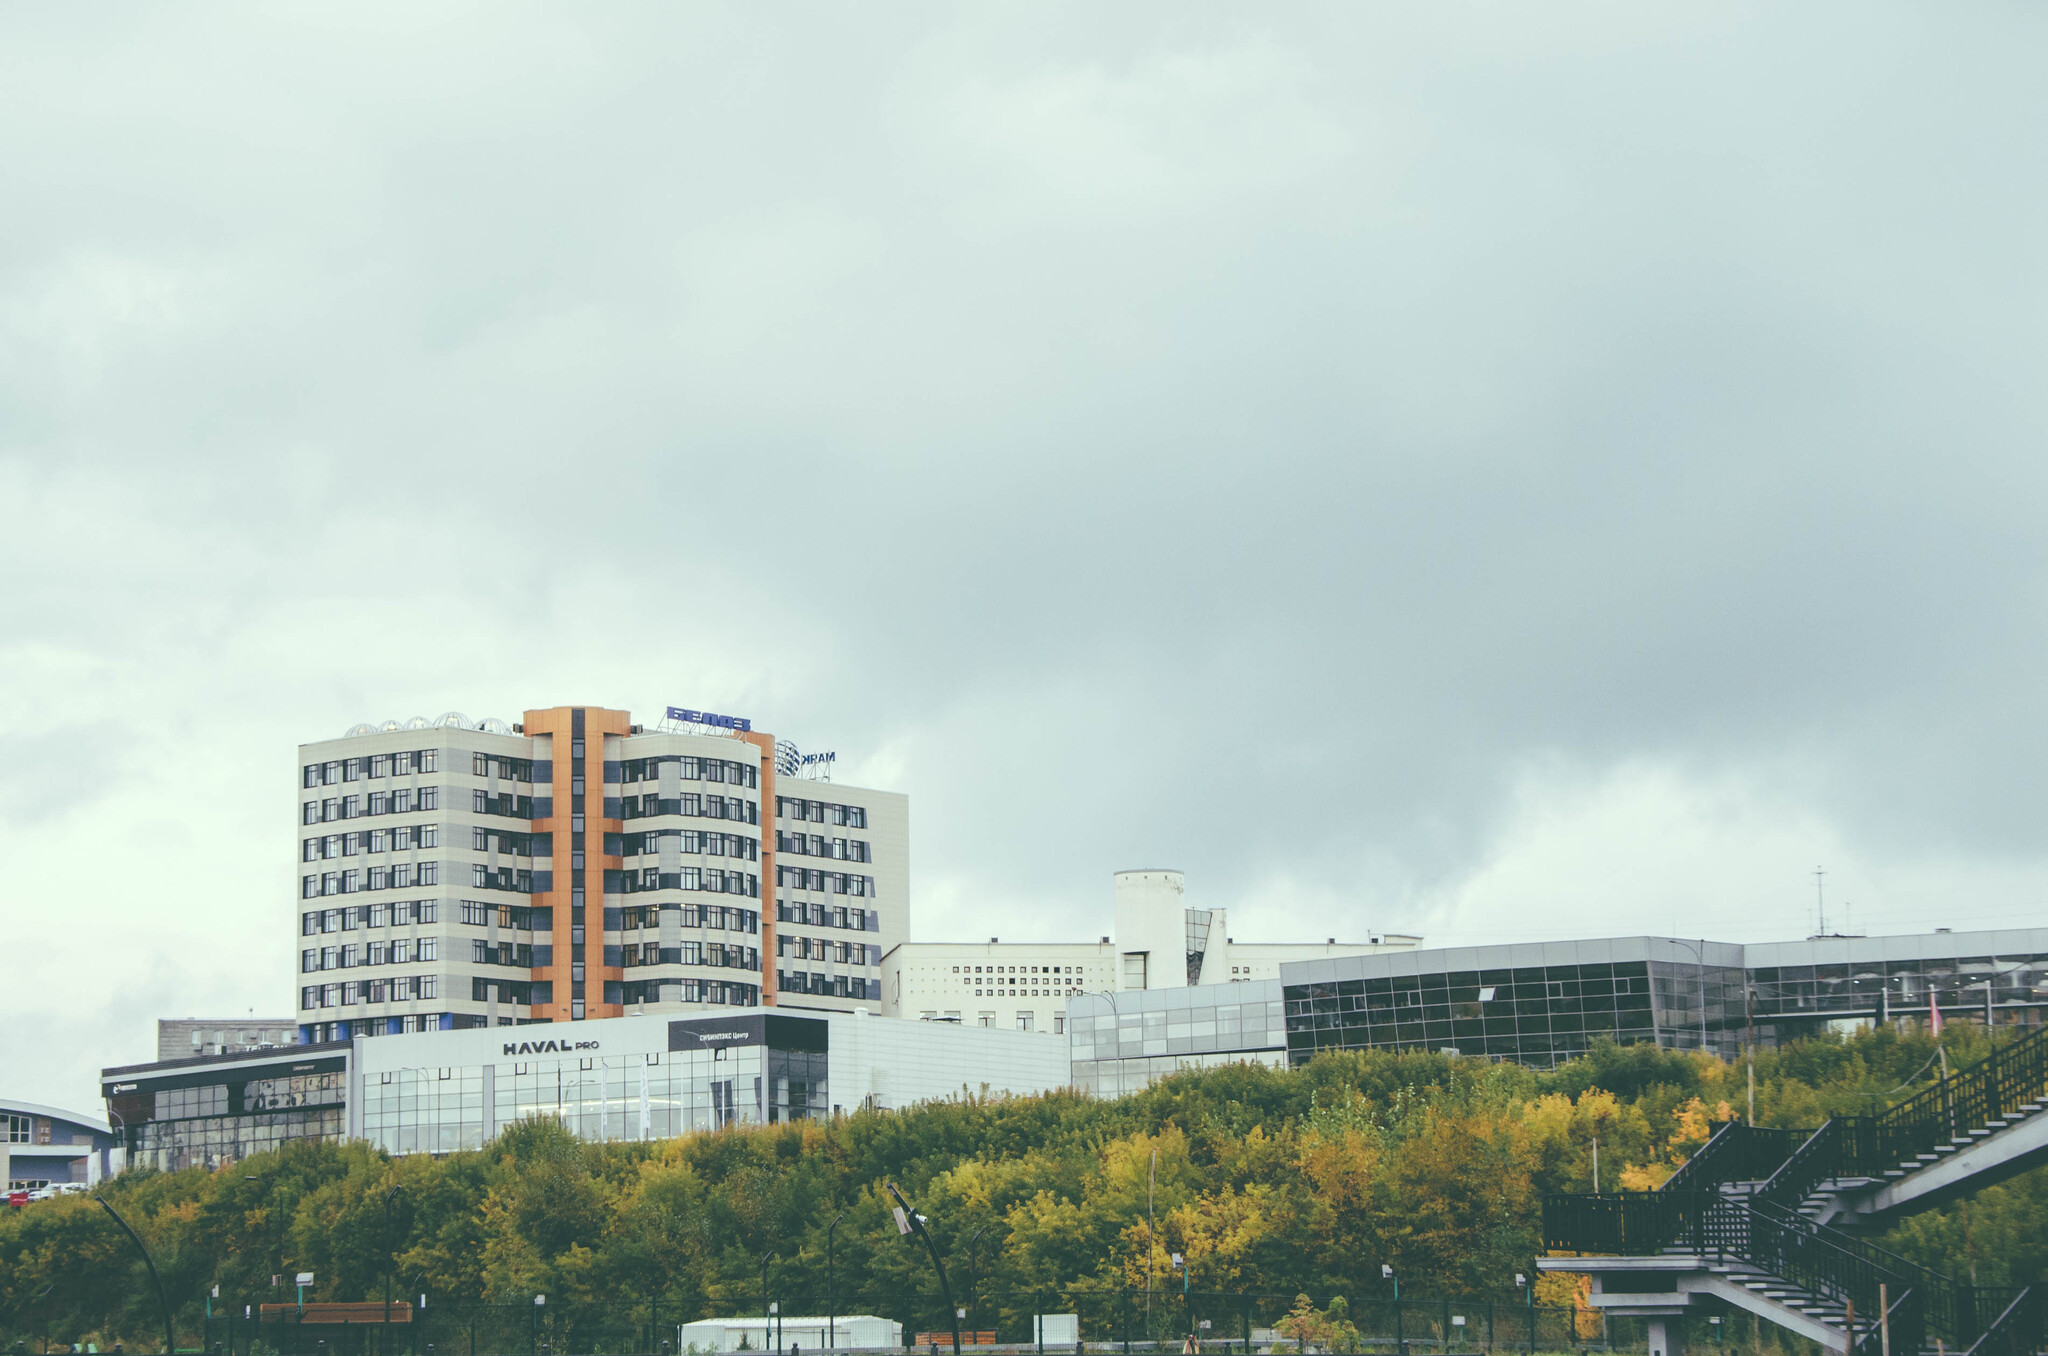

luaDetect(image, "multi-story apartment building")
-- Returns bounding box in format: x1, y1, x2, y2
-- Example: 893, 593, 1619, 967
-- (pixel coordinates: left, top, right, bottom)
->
881, 869, 1421, 1036
295, 704, 906, 1041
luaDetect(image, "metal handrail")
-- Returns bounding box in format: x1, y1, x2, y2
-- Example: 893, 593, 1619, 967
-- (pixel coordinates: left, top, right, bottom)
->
1965, 1286, 2045, 1356
1546, 1028, 2048, 1354
1661, 1122, 1806, 1195
1753, 1117, 1844, 1210
1540, 1191, 1991, 1348
1864, 1024, 2048, 1173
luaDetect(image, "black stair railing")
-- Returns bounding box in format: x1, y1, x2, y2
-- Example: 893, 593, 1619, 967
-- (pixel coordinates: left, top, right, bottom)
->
1730, 1199, 1955, 1350
1862, 1024, 2048, 1174
1754, 1117, 1846, 1210
1546, 1030, 2048, 1353
1541, 1191, 1989, 1350
1700, 1026, 2048, 1201
1966, 1286, 2045, 1356
1541, 1189, 1711, 1255
1661, 1122, 1806, 1195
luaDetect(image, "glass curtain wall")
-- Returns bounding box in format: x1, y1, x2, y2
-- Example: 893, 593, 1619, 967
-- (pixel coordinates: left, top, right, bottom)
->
363, 1044, 830, 1154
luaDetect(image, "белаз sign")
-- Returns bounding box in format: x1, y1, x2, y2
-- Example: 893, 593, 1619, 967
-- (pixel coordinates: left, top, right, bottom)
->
666, 707, 751, 733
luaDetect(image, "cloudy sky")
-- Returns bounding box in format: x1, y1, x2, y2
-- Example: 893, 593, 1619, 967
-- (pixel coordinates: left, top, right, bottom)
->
5, 3, 2047, 1111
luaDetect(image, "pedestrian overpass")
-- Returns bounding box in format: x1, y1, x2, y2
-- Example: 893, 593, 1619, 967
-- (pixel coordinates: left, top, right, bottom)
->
1539, 1025, 2048, 1356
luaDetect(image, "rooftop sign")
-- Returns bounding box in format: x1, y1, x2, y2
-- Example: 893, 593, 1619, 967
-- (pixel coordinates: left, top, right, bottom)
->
774, 740, 836, 777
666, 707, 751, 733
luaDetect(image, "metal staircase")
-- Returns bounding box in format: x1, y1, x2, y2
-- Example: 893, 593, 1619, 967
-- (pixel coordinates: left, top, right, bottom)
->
1540, 1025, 2048, 1356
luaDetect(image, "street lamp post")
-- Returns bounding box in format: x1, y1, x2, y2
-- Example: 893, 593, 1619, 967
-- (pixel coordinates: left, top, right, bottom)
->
93, 1195, 176, 1356
761, 1253, 777, 1330
381, 1186, 404, 1350
1384, 1266, 1401, 1356
827, 1212, 846, 1352
963, 1227, 988, 1337
886, 1183, 962, 1356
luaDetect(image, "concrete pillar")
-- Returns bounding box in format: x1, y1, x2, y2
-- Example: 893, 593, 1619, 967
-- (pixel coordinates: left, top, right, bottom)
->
1647, 1318, 1683, 1356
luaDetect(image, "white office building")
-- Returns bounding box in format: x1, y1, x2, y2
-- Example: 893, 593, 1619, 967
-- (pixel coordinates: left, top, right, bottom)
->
880, 869, 1420, 1036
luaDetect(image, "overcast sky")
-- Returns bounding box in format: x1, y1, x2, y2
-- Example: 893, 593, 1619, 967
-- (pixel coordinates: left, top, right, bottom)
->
5, 3, 2047, 1112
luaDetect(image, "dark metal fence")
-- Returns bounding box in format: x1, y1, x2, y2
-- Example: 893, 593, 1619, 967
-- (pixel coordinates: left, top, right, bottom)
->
0, 1293, 1608, 1356
1968, 1286, 2045, 1356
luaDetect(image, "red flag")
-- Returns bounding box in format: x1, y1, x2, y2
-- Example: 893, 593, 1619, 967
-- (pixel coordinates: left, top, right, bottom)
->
1930, 993, 1944, 1036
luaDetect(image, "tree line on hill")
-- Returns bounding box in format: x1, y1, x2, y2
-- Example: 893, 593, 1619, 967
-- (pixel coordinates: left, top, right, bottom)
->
2, 1024, 2043, 1351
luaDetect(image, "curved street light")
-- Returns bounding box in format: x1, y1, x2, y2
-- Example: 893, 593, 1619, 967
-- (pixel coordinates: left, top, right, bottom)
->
93, 1195, 175, 1356
886, 1183, 961, 1356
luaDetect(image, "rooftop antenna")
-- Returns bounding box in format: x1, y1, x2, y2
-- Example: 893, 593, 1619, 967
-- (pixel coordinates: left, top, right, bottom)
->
1814, 866, 1827, 937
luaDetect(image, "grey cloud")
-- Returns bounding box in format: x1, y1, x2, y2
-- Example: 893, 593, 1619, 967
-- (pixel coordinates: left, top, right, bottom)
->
4, 2, 2048, 1107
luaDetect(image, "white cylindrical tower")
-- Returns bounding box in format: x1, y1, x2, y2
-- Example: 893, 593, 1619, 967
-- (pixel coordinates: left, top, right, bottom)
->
1112, 869, 1186, 990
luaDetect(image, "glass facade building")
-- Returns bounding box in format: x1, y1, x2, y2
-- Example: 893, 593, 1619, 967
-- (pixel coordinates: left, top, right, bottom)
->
101, 1046, 350, 1174
1281, 930, 2048, 1071
1066, 928, 2048, 1089
1282, 939, 1750, 1068
359, 1013, 831, 1154
347, 1007, 1070, 1155
1744, 931, 2048, 1045
1067, 981, 1290, 1097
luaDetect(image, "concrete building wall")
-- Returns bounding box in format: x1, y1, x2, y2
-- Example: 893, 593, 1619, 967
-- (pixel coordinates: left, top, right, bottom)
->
882, 941, 1116, 1034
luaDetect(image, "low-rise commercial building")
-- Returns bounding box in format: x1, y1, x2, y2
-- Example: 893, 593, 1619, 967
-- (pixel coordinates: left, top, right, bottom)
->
99, 1008, 1066, 1170
1070, 927, 2048, 1092
1067, 981, 1288, 1098
883, 869, 1419, 1036
3, 1100, 117, 1195
100, 1044, 349, 1175
350, 1009, 1069, 1155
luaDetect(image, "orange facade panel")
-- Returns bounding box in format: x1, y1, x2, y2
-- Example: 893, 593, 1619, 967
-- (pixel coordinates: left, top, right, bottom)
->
522, 705, 631, 1023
